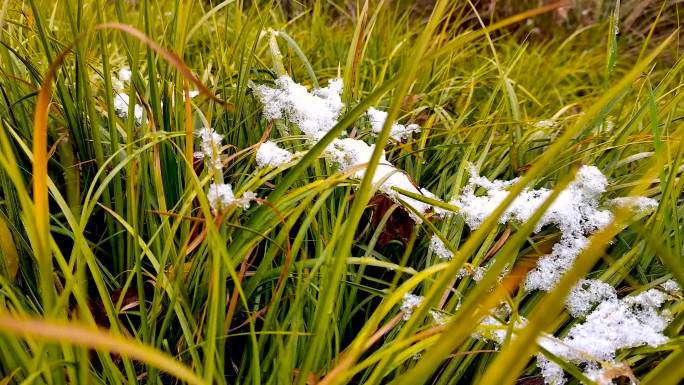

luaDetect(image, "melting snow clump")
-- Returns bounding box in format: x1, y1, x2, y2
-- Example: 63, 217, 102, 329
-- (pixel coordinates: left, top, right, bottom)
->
366, 107, 421, 141
111, 67, 144, 124
401, 293, 424, 320
473, 304, 526, 346
237, 191, 258, 209
256, 140, 294, 169
252, 76, 344, 138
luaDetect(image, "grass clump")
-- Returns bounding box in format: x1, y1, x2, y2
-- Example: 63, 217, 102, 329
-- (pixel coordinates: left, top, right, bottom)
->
0, 1, 682, 385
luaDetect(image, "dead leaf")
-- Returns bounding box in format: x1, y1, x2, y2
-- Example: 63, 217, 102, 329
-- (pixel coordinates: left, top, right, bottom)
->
369, 194, 415, 248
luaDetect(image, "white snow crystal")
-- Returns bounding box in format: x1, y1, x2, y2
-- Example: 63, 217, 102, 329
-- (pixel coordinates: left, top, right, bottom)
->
456, 265, 487, 281
236, 191, 258, 209
609, 196, 658, 214
401, 293, 424, 320
207, 183, 236, 211
525, 236, 590, 292
452, 165, 611, 235
450, 165, 657, 292
565, 279, 617, 317
325, 138, 439, 223
118, 68, 132, 82
429, 234, 452, 260
252, 76, 344, 138
536, 354, 566, 385
430, 310, 450, 325
255, 140, 294, 169
537, 288, 672, 384
194, 127, 224, 170
366, 107, 421, 141
473, 308, 526, 346
661, 279, 681, 296
113, 94, 144, 124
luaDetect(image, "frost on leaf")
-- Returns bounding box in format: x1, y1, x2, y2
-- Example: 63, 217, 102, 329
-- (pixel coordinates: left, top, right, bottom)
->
537, 288, 672, 385
256, 140, 294, 169
252, 76, 344, 138
366, 107, 421, 141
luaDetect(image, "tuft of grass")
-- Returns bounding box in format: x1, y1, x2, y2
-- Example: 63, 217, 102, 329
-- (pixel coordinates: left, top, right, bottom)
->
0, 1, 682, 385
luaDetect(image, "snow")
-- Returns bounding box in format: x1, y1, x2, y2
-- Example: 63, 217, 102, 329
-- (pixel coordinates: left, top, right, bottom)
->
473, 304, 526, 346
661, 279, 681, 296
449, 165, 651, 292
609, 196, 659, 214
401, 293, 424, 320
537, 288, 672, 384
429, 234, 452, 260
237, 191, 257, 209
252, 76, 344, 138
118, 67, 132, 82
366, 107, 421, 141
194, 127, 224, 170
207, 183, 236, 211
325, 138, 440, 223
565, 279, 617, 317
255, 140, 294, 169
113, 94, 144, 124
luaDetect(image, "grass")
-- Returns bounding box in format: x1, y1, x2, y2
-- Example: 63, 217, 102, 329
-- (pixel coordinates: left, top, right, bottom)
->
0, 0, 683, 384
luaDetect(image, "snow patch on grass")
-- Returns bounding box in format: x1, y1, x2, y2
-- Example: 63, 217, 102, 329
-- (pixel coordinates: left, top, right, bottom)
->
325, 138, 439, 223
429, 234, 452, 260
256, 140, 295, 169
113, 94, 144, 125
565, 279, 617, 317
207, 183, 235, 211
366, 107, 420, 141
252, 76, 344, 138
449, 165, 657, 292
401, 293, 423, 320
194, 127, 224, 170
537, 288, 672, 384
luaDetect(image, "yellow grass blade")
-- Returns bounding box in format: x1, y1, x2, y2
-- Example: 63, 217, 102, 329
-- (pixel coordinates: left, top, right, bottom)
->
0, 314, 207, 385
